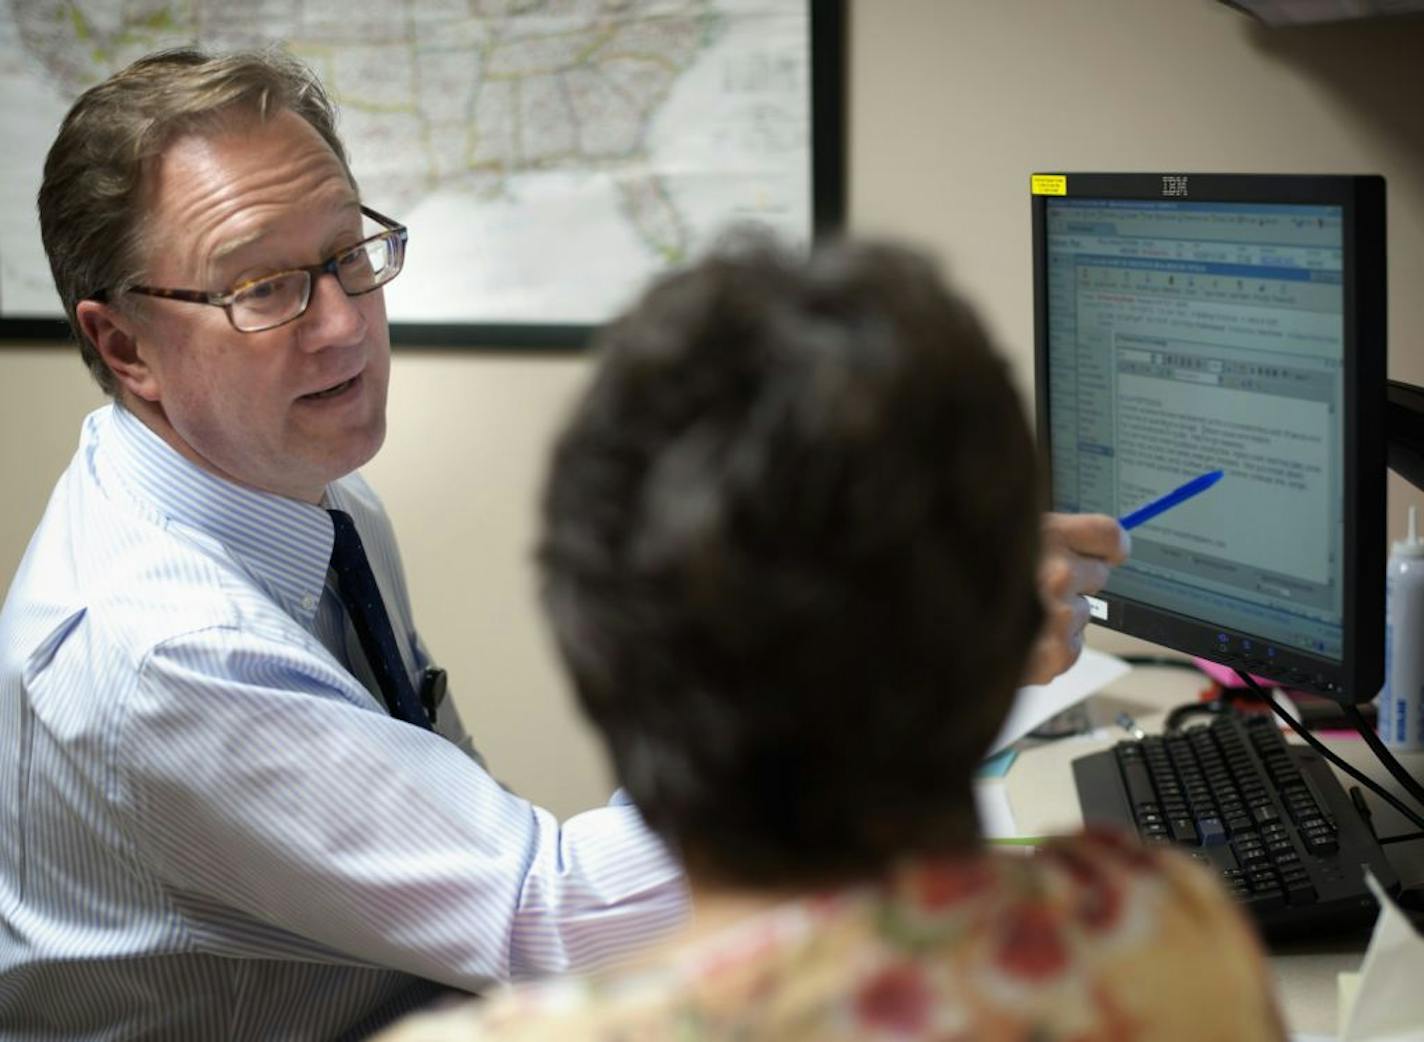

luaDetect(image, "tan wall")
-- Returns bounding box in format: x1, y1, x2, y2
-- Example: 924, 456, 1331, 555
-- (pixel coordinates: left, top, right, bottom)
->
849, 0, 1424, 662
4, 0, 1424, 815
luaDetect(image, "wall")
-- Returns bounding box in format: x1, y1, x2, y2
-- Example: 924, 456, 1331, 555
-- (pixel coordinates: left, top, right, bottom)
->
3, 0, 1423, 815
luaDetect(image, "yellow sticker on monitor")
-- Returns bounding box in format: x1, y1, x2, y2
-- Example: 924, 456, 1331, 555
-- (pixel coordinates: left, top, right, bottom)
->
1031, 174, 1067, 196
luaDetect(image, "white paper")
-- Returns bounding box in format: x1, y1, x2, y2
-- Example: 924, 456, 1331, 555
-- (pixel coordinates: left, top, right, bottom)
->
973, 781, 1019, 839
987, 647, 1131, 755
1336, 872, 1424, 1042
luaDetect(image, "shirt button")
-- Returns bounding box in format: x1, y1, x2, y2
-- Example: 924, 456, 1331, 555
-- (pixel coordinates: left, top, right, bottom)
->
302, 594, 316, 611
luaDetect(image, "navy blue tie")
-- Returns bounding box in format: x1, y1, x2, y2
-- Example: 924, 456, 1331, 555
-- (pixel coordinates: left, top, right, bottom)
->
327, 509, 432, 729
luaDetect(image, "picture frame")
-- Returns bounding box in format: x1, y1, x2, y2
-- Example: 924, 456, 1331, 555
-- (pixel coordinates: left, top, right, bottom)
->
0, 0, 846, 350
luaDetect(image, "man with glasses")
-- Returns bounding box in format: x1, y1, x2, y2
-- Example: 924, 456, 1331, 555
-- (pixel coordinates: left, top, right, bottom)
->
0, 48, 1127, 1040
0, 49, 689, 1040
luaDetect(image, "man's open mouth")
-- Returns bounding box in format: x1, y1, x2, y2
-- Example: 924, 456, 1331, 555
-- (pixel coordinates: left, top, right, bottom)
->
302, 375, 358, 400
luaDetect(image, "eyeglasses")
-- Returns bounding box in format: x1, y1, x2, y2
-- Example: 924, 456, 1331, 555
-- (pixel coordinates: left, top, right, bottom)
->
122, 206, 408, 333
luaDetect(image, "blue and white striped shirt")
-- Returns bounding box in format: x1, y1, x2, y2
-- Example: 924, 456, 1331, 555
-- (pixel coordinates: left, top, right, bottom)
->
0, 404, 687, 1040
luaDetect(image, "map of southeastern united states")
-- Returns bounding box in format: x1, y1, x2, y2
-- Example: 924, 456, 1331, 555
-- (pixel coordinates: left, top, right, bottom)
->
2, 0, 812, 322
10, 0, 722, 260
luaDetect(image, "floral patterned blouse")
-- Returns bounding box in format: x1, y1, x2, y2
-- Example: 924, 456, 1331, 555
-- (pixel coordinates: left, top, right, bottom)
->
378, 829, 1286, 1042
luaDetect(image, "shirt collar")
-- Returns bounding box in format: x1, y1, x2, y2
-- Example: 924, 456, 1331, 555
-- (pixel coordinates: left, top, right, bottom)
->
98, 403, 336, 627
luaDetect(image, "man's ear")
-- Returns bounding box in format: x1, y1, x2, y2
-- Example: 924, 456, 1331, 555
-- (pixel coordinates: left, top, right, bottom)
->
76, 299, 161, 402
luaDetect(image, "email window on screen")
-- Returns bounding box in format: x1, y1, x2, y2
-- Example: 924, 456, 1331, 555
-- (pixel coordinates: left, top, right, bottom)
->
1045, 199, 1346, 659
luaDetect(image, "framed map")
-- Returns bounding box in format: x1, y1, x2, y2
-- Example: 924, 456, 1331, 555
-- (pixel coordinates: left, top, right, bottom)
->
0, 0, 844, 348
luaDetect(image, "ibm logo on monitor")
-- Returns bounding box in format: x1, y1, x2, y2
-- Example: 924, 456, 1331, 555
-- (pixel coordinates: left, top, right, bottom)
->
1162, 175, 1189, 197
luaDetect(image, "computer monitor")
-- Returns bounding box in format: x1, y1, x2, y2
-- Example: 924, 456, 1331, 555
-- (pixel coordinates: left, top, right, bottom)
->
1031, 173, 1386, 705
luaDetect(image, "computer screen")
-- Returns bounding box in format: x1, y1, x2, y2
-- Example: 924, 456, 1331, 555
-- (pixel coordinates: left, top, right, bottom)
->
1032, 173, 1386, 704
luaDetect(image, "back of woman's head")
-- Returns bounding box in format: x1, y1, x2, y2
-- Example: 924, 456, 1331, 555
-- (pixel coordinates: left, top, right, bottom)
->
539, 234, 1044, 887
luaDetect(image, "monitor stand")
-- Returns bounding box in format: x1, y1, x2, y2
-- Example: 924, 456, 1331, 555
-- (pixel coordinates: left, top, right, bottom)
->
1389, 379, 1424, 490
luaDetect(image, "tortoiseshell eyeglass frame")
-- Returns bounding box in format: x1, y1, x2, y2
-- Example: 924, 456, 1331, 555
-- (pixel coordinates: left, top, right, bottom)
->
94, 205, 407, 333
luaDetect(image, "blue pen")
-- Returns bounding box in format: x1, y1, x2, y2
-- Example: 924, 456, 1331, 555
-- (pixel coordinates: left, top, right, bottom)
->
1118, 469, 1224, 531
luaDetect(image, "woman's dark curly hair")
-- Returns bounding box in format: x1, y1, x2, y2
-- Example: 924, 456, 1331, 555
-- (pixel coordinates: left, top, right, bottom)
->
539, 233, 1044, 888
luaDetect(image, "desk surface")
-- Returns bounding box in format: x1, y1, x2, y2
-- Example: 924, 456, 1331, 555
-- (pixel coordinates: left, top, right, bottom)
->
995, 661, 1424, 1038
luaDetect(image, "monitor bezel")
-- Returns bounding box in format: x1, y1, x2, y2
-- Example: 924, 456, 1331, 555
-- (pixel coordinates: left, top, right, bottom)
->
1031, 173, 1386, 705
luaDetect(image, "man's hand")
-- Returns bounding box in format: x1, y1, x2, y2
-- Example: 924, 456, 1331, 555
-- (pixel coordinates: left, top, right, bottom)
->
1021, 513, 1131, 686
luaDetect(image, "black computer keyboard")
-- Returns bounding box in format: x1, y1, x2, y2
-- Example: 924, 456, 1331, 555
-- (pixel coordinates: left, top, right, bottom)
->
1073, 711, 1400, 941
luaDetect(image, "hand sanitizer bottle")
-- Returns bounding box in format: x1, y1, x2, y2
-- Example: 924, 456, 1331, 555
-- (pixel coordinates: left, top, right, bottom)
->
1380, 505, 1424, 750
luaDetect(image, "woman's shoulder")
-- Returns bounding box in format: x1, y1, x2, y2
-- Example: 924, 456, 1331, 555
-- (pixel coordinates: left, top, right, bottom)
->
879, 828, 1286, 1039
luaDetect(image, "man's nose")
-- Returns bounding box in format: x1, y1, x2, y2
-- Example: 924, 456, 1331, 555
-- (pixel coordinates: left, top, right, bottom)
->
299, 271, 366, 349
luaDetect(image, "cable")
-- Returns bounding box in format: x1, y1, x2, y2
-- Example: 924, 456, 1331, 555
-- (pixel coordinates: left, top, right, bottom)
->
1349, 785, 1377, 840
1238, 671, 1424, 830
1232, 669, 1424, 833
1120, 655, 1214, 674
1380, 832, 1424, 846
1343, 702, 1424, 809
1165, 697, 1231, 733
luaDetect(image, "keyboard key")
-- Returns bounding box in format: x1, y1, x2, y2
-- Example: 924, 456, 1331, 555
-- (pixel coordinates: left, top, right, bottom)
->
1285, 878, 1317, 905
1198, 817, 1228, 846
1169, 817, 1199, 844
1304, 832, 1339, 856
1245, 888, 1286, 912
1234, 844, 1266, 863
1123, 760, 1157, 808
1251, 804, 1280, 825
1244, 867, 1277, 886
